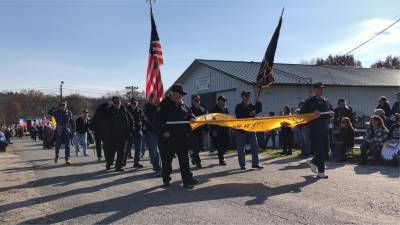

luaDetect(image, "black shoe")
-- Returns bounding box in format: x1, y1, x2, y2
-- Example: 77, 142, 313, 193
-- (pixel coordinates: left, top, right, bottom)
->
115, 168, 125, 172
163, 180, 170, 187
106, 164, 111, 170
196, 163, 202, 169
163, 177, 171, 187
97, 158, 102, 161
183, 178, 199, 188
54, 157, 58, 163
252, 165, 263, 169
219, 160, 227, 166
65, 160, 71, 166
286, 151, 292, 155
133, 163, 144, 169
240, 166, 246, 170
280, 151, 287, 155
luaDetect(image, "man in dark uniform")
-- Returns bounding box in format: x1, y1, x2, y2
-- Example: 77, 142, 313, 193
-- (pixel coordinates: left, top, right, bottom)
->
90, 103, 110, 161
49, 101, 76, 165
103, 96, 134, 172
234, 91, 263, 170
210, 95, 230, 166
126, 98, 145, 168
157, 84, 198, 188
303, 82, 332, 179
190, 95, 207, 168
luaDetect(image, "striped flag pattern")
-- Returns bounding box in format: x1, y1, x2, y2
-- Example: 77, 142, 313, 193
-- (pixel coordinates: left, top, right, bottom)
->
146, 7, 164, 104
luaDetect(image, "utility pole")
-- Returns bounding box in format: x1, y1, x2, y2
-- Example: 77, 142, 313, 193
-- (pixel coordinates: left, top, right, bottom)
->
125, 86, 139, 100
60, 81, 64, 102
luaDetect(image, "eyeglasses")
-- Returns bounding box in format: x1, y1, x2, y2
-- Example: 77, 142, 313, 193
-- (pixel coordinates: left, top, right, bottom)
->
194, 99, 200, 102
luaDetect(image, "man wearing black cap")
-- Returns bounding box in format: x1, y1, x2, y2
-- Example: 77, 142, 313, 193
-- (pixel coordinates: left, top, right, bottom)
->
49, 101, 75, 165
210, 95, 230, 165
103, 96, 134, 172
126, 98, 145, 169
303, 82, 333, 179
234, 91, 263, 170
190, 95, 207, 168
157, 84, 198, 188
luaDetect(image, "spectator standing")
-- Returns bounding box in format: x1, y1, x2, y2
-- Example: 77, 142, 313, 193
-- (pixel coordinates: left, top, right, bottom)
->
75, 110, 90, 156
391, 92, 400, 115
280, 105, 293, 155
376, 96, 391, 119
333, 99, 354, 128
143, 102, 162, 172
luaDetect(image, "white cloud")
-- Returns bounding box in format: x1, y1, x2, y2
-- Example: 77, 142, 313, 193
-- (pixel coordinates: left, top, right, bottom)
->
313, 18, 400, 67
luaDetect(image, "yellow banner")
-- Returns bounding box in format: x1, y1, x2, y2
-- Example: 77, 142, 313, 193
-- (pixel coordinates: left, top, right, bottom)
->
50, 116, 57, 128
191, 113, 319, 132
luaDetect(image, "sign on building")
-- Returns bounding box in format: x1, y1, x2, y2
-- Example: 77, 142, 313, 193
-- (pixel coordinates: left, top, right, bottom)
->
195, 74, 211, 91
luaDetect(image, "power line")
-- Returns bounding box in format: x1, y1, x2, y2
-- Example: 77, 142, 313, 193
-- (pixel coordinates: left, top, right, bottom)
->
345, 18, 400, 55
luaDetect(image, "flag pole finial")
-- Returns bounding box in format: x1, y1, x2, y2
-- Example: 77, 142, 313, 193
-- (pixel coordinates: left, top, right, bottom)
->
147, 0, 156, 8
281, 7, 285, 17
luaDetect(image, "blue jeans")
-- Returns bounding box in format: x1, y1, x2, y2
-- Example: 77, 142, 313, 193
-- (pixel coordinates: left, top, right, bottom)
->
55, 132, 71, 160
145, 131, 161, 170
299, 127, 311, 155
235, 131, 260, 168
75, 133, 88, 155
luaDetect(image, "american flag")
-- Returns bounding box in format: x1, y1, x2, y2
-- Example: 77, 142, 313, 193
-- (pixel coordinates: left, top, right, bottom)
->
146, 7, 164, 104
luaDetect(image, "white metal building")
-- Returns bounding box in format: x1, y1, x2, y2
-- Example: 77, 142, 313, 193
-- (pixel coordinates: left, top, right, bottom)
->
172, 59, 400, 116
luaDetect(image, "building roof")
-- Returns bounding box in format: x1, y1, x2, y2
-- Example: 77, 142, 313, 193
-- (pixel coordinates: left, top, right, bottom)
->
188, 59, 400, 87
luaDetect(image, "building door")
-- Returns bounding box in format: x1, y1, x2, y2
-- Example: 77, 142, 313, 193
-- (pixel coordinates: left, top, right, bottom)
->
194, 92, 216, 112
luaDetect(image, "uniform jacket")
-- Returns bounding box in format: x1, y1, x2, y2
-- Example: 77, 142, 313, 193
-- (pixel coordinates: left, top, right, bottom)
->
302, 96, 332, 133
158, 99, 195, 139
210, 104, 230, 136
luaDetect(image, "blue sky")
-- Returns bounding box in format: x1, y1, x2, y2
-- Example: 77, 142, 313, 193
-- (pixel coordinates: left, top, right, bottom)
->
0, 0, 399, 97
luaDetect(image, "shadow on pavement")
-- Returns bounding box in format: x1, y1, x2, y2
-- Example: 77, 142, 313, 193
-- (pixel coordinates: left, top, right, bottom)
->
17, 167, 317, 225
353, 164, 400, 179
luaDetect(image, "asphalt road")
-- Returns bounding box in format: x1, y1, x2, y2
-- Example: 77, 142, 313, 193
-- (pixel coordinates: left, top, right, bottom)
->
0, 137, 399, 225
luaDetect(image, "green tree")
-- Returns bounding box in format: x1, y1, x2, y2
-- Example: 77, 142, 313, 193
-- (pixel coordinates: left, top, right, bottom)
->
314, 55, 362, 67
370, 55, 400, 69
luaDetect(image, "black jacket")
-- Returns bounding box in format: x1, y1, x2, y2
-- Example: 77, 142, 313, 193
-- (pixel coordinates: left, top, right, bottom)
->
190, 105, 207, 133
210, 104, 230, 136
143, 103, 158, 133
376, 102, 391, 118
336, 127, 355, 149
75, 117, 89, 134
391, 101, 400, 115
333, 106, 353, 127
235, 101, 262, 119
157, 99, 195, 139
302, 96, 332, 133
93, 103, 134, 143
127, 105, 143, 130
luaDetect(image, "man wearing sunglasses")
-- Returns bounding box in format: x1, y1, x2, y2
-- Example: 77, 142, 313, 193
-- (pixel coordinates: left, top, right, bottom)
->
190, 95, 207, 169
157, 84, 198, 188
234, 91, 263, 170
103, 96, 134, 172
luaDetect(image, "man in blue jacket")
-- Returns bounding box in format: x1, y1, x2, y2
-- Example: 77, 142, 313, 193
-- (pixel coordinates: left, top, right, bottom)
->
49, 101, 76, 165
